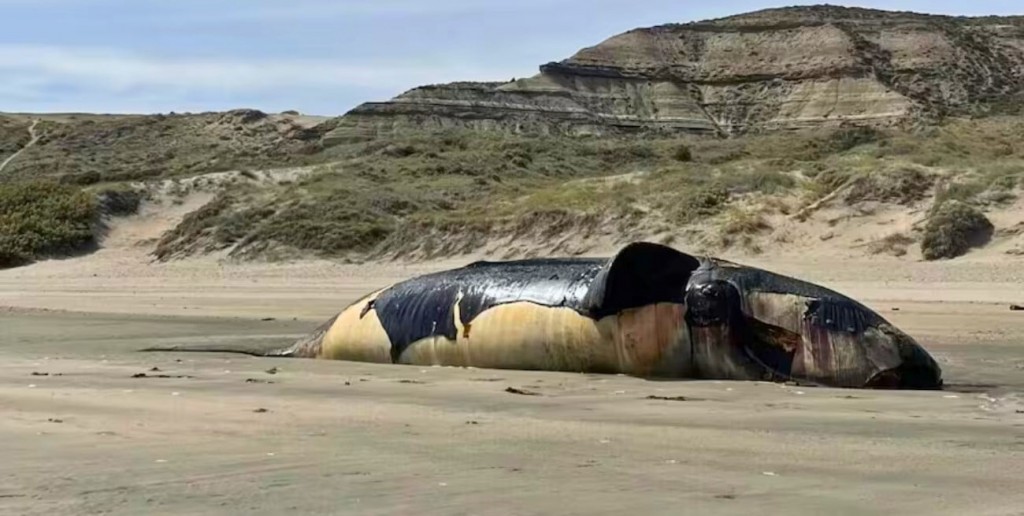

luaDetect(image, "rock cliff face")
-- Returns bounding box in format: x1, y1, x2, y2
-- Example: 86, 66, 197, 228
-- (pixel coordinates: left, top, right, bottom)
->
329, 6, 1024, 141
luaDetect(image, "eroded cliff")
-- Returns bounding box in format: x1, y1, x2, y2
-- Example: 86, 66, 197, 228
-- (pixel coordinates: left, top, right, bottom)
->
329, 5, 1024, 141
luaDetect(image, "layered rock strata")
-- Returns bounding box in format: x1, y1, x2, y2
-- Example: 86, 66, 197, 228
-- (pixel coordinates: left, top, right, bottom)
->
329, 6, 1024, 141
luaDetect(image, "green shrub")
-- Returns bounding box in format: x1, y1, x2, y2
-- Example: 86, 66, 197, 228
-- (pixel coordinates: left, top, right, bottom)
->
594, 141, 658, 165
673, 145, 693, 162
251, 200, 395, 254
826, 126, 884, 153
720, 208, 771, 236
0, 181, 97, 268
60, 170, 102, 186
920, 201, 994, 260
95, 187, 143, 216
672, 185, 730, 224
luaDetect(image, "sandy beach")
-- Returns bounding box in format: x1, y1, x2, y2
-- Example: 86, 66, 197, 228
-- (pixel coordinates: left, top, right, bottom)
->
2, 216, 1024, 515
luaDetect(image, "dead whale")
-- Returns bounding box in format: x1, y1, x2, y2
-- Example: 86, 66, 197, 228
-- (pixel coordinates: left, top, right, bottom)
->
148, 242, 943, 389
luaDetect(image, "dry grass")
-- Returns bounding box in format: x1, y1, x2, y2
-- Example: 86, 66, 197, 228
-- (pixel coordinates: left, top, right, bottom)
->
716, 207, 772, 251
868, 233, 916, 257
147, 118, 1024, 261
6, 111, 1024, 264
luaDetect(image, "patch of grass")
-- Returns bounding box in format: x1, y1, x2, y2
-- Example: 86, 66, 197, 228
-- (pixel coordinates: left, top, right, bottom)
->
737, 126, 886, 162
591, 140, 659, 166
934, 162, 1023, 206
825, 126, 886, 154
60, 170, 102, 186
720, 208, 772, 236
640, 162, 794, 227
154, 132, 681, 260
803, 165, 936, 207
879, 117, 1024, 167
669, 185, 731, 224
920, 201, 994, 260
935, 180, 986, 205
844, 166, 936, 205
511, 182, 612, 213
715, 206, 772, 253
138, 115, 1024, 262
982, 93, 1024, 117
718, 167, 796, 195
242, 182, 400, 256
672, 145, 693, 162
0, 181, 97, 268
868, 233, 915, 257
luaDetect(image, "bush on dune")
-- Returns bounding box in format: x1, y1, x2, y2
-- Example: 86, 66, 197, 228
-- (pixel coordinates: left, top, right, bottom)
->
95, 186, 143, 216
0, 181, 97, 268
920, 201, 994, 260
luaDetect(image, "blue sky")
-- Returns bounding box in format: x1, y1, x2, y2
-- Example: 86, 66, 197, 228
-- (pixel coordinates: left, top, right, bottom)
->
2, 1, 1020, 115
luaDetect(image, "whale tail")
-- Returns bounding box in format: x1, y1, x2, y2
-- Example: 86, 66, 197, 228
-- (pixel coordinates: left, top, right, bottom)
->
138, 344, 293, 357
139, 313, 338, 359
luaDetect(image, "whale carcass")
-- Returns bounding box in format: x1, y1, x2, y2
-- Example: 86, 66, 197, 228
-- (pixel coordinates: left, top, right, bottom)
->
277, 242, 942, 389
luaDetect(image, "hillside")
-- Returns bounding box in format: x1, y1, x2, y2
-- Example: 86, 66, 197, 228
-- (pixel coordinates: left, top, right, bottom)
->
0, 110, 334, 183
2, 5, 1024, 269
332, 5, 1024, 140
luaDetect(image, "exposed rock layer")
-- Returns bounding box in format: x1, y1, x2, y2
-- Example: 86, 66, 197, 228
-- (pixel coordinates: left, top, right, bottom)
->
330, 6, 1024, 141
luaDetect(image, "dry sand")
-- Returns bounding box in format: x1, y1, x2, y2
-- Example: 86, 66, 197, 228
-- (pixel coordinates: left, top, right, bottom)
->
2, 205, 1024, 515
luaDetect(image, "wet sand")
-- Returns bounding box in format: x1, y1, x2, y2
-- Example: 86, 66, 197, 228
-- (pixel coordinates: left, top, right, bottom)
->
2, 256, 1024, 515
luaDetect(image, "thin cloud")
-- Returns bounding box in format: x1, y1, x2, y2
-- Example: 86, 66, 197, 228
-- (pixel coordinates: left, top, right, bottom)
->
0, 0, 582, 22
0, 45, 532, 113
0, 45, 520, 91
188, 0, 580, 19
